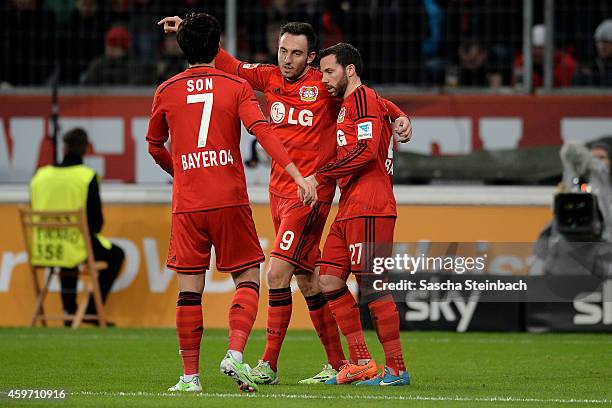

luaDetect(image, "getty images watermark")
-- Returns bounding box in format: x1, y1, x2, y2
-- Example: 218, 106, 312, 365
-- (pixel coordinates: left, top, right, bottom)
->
357, 242, 538, 297
371, 253, 527, 292
356, 242, 610, 302
350, 242, 610, 311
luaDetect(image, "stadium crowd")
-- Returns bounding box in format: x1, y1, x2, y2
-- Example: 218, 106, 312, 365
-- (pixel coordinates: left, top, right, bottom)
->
0, 0, 611, 87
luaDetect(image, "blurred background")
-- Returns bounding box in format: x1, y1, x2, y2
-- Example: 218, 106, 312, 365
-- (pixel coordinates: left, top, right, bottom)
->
0, 0, 611, 332
1, 0, 611, 90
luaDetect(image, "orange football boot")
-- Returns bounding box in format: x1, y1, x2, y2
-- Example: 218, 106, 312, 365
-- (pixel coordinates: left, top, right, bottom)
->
336, 359, 378, 384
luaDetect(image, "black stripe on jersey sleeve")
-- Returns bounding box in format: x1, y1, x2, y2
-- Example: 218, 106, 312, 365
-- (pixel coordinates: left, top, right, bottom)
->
359, 87, 368, 117
246, 120, 268, 133
317, 140, 368, 174
353, 92, 362, 118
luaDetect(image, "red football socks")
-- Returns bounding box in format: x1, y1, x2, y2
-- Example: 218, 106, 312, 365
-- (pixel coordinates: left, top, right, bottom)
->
261, 287, 292, 371
228, 281, 260, 352
323, 286, 371, 362
368, 294, 406, 375
305, 292, 346, 370
176, 291, 203, 375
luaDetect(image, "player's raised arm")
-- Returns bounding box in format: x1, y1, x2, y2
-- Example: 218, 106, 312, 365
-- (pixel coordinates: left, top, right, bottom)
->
214, 49, 276, 92
146, 91, 173, 176
237, 82, 317, 204
158, 15, 274, 92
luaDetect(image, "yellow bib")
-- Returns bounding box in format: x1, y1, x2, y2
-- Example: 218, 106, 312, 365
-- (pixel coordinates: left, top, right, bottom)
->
29, 165, 109, 267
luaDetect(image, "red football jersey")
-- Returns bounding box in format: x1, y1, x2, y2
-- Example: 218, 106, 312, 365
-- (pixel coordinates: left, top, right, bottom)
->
146, 66, 292, 213
314, 85, 397, 221
216, 49, 341, 203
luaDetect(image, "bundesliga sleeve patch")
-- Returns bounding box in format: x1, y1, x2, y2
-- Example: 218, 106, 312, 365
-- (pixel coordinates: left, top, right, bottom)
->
357, 121, 373, 140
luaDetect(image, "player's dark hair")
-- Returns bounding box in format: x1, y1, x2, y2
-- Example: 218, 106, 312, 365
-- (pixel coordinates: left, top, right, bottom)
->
63, 128, 88, 157
279, 22, 317, 53
318, 42, 363, 76
176, 12, 221, 64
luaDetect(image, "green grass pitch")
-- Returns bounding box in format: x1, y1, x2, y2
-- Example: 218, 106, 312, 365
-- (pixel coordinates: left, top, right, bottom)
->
0, 328, 610, 407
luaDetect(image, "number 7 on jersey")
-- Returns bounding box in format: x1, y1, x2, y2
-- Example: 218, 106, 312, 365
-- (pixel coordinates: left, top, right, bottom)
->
187, 93, 214, 148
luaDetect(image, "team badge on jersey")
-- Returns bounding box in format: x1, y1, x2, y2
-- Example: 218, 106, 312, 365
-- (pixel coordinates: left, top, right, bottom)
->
299, 86, 318, 102
242, 63, 260, 69
357, 121, 373, 140
337, 107, 346, 123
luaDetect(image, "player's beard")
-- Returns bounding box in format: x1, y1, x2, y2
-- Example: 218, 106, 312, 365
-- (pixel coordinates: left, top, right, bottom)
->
335, 73, 349, 97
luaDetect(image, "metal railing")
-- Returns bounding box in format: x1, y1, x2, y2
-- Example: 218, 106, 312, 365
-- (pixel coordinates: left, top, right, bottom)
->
0, 0, 610, 93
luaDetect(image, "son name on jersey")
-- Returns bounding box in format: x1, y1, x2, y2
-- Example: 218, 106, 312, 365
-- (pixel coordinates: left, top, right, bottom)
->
187, 78, 214, 92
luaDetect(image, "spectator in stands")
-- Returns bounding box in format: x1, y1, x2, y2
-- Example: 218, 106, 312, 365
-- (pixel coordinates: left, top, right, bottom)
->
157, 33, 186, 83
126, 0, 159, 65
59, 0, 107, 84
513, 24, 577, 88
0, 0, 56, 86
80, 25, 156, 86
455, 41, 504, 87
573, 19, 612, 87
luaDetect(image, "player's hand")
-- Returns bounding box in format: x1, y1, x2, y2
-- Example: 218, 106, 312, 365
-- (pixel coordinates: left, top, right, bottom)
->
158, 16, 183, 33
394, 116, 412, 143
298, 175, 318, 206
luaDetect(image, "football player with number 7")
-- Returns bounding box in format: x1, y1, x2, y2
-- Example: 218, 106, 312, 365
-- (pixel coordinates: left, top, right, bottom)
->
158, 14, 412, 385
146, 13, 316, 393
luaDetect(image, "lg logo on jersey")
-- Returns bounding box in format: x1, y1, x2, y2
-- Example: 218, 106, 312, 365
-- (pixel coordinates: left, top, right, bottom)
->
270, 102, 313, 127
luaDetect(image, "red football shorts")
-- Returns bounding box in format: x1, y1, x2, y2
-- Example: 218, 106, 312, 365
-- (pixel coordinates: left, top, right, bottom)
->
167, 205, 265, 274
269, 194, 332, 273
317, 216, 396, 281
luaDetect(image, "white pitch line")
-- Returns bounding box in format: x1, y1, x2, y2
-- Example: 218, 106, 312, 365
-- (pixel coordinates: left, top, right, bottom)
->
11, 333, 612, 346
73, 391, 611, 404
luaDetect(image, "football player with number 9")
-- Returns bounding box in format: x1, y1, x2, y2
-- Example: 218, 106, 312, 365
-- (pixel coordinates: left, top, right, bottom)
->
158, 14, 412, 385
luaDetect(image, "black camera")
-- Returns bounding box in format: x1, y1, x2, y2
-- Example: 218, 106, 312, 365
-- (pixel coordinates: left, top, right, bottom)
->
554, 192, 603, 241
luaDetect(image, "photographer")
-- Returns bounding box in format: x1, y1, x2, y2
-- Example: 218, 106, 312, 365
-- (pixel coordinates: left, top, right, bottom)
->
531, 140, 612, 276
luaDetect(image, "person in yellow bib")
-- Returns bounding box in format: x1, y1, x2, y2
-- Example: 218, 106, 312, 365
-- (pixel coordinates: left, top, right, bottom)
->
30, 128, 125, 326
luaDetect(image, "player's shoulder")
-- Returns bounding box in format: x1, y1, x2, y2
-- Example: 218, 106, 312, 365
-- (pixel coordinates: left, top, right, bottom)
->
154, 69, 192, 96
358, 84, 380, 103
239, 62, 280, 77
347, 85, 380, 120
306, 66, 323, 80
239, 62, 278, 71
208, 67, 251, 87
